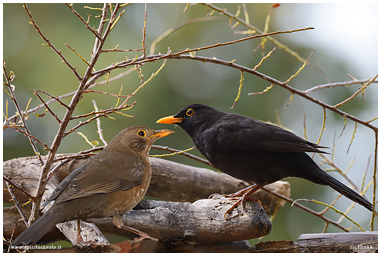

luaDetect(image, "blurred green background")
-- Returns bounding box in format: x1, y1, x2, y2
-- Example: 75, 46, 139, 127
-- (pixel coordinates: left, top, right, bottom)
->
3, 3, 377, 245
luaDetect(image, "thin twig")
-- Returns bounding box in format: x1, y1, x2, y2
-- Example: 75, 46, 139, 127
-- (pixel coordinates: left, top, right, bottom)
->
23, 4, 81, 81
230, 71, 244, 109
3, 125, 52, 151
261, 187, 349, 232
52, 146, 104, 162
3, 64, 44, 165
4, 180, 30, 228
142, 3, 147, 57
150, 146, 195, 158
33, 90, 62, 124
3, 175, 35, 200
151, 145, 216, 168
304, 79, 378, 94
321, 154, 359, 192
334, 75, 378, 108
65, 3, 102, 40
23, 3, 123, 224
200, 3, 329, 81
7, 224, 17, 252
65, 43, 90, 67
45, 159, 71, 183
92, 100, 108, 146
169, 27, 314, 57
150, 16, 228, 55
316, 107, 326, 146
293, 198, 364, 231
4, 67, 136, 125
70, 102, 134, 120
248, 84, 273, 96
93, 53, 378, 133
83, 90, 129, 98
284, 48, 314, 84
32, 89, 70, 109
253, 46, 276, 70
65, 102, 135, 137
46, 146, 105, 182
371, 132, 377, 230
100, 46, 143, 53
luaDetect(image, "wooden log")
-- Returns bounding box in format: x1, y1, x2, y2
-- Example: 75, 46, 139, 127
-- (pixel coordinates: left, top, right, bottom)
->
4, 155, 282, 246
89, 197, 272, 243
252, 231, 378, 253
5, 197, 272, 246
295, 231, 378, 253
3, 155, 290, 214
9, 230, 378, 253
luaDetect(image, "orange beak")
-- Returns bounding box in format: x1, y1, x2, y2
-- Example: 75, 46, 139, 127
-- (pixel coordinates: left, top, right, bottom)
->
156, 115, 184, 124
148, 129, 174, 140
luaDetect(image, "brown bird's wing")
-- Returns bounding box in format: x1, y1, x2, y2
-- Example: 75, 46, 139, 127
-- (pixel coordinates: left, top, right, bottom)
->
215, 114, 328, 153
47, 150, 146, 205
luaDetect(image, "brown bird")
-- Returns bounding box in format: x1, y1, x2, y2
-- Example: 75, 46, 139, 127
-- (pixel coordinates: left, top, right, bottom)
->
157, 104, 374, 216
11, 126, 174, 246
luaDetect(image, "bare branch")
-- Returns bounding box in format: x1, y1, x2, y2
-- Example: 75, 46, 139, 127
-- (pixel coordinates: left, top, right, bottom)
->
4, 180, 29, 228
24, 3, 125, 224
32, 89, 70, 109
3, 125, 51, 152
142, 3, 147, 57
200, 3, 328, 81
93, 53, 378, 133
151, 145, 214, 168
304, 78, 378, 94
92, 100, 108, 146
65, 3, 102, 40
32, 90, 62, 124
3, 64, 44, 165
3, 175, 35, 200
4, 67, 136, 125
262, 187, 349, 232
334, 75, 378, 108
23, 4, 81, 81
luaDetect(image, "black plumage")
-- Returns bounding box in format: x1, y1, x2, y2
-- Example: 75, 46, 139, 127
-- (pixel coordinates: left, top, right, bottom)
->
157, 104, 374, 215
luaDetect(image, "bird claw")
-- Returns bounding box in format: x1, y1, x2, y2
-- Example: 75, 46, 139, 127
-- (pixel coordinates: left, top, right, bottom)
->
208, 193, 223, 199
223, 195, 264, 220
130, 232, 158, 250
209, 191, 246, 200
117, 224, 158, 250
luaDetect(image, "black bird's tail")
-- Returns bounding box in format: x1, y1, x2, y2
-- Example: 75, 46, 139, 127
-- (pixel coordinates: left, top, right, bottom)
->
308, 168, 375, 212
11, 205, 67, 246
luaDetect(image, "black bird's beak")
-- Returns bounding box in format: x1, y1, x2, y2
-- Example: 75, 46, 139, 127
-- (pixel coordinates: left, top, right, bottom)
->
156, 115, 184, 124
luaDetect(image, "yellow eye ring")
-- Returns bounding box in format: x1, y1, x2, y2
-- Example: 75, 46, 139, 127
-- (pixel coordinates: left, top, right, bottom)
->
137, 130, 146, 137
186, 108, 194, 117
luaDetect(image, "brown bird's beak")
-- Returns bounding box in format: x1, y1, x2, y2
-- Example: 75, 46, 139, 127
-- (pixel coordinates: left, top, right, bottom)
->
148, 129, 174, 140
156, 116, 184, 124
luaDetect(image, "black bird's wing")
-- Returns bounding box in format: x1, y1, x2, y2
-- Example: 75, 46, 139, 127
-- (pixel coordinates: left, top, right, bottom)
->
45, 150, 145, 206
216, 113, 328, 153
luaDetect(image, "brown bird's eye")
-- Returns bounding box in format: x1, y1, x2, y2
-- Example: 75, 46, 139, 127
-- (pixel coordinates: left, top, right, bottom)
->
186, 108, 194, 117
137, 130, 146, 137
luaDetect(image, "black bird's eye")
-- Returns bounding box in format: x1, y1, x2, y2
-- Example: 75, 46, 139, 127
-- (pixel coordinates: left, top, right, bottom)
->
186, 108, 194, 117
137, 130, 146, 137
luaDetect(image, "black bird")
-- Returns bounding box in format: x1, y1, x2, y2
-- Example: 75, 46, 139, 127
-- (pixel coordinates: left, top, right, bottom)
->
157, 104, 374, 216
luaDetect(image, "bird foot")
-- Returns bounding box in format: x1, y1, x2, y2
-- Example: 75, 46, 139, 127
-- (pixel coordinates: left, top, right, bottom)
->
120, 226, 158, 250
118, 224, 158, 250
76, 220, 92, 248
209, 189, 248, 200
130, 231, 158, 249
76, 233, 84, 245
